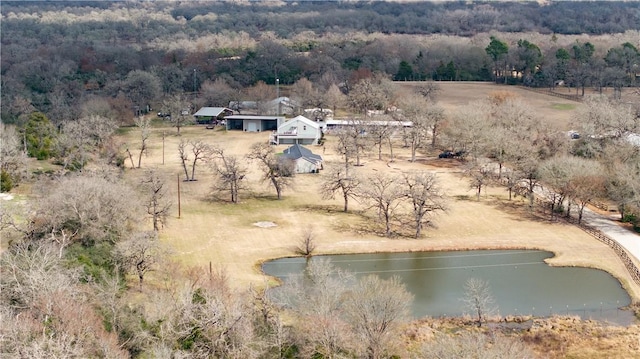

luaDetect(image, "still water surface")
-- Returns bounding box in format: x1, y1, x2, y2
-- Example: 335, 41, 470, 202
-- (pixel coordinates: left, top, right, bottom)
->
262, 250, 634, 325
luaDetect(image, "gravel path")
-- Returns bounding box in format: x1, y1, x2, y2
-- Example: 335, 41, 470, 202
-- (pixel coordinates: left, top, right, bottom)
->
582, 207, 640, 262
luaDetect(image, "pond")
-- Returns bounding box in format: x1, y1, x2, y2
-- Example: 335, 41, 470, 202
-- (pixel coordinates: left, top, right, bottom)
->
262, 250, 634, 325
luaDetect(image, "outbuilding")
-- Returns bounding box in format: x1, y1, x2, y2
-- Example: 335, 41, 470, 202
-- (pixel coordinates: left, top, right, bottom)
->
193, 107, 233, 125
281, 144, 323, 174
224, 115, 285, 132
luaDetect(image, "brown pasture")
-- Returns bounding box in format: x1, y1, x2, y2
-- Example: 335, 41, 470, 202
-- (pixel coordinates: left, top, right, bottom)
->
119, 82, 640, 304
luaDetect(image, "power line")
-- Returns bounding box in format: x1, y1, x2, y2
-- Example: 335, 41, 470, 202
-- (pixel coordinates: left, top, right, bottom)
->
271, 260, 545, 278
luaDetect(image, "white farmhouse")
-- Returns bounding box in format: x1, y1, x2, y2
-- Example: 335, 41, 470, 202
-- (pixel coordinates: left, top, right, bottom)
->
271, 115, 321, 145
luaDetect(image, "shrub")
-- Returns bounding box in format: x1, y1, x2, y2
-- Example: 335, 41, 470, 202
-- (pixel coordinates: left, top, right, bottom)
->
1, 169, 13, 192
23, 112, 57, 160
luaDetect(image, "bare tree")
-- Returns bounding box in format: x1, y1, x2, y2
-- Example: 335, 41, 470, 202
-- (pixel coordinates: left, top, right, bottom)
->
606, 159, 640, 220
570, 159, 606, 224
31, 173, 140, 245
0, 124, 27, 191
134, 115, 151, 168
161, 94, 192, 135
143, 267, 265, 358
0, 242, 127, 358
574, 95, 639, 141
461, 278, 498, 328
367, 116, 394, 161
360, 173, 404, 237
115, 231, 163, 291
425, 104, 446, 148
141, 168, 172, 231
343, 275, 413, 359
289, 77, 323, 112
246, 81, 277, 115
189, 140, 209, 181
402, 171, 447, 238
0, 241, 79, 310
539, 156, 577, 218
396, 91, 445, 157
485, 97, 542, 178
333, 126, 356, 174
295, 227, 316, 257
502, 168, 522, 201
442, 100, 491, 159
324, 83, 346, 112
416, 82, 440, 102
178, 139, 190, 180
347, 75, 395, 116
56, 115, 118, 170
270, 258, 355, 359
200, 78, 240, 111
248, 142, 294, 200
511, 142, 543, 210
320, 165, 361, 212
209, 146, 247, 203
335, 118, 370, 167
178, 139, 210, 181
465, 159, 493, 201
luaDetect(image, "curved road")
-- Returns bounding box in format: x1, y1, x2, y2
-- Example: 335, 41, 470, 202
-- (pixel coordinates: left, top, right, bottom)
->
582, 206, 640, 262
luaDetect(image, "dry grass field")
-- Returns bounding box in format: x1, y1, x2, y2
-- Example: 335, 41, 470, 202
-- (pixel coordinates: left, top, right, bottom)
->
116, 83, 640, 306
127, 83, 640, 357
4, 82, 638, 358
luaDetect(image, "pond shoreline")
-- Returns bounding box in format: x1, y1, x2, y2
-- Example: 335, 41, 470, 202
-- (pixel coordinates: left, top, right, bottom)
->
262, 249, 636, 326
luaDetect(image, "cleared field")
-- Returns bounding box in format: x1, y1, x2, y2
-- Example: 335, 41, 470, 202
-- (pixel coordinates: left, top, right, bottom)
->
117, 82, 640, 303
402, 81, 582, 130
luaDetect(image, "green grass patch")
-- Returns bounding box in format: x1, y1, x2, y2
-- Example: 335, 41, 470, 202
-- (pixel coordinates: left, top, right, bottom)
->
551, 103, 576, 110
115, 127, 133, 135
454, 194, 472, 201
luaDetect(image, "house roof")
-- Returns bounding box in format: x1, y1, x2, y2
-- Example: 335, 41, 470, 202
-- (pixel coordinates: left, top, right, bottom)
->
325, 119, 413, 127
281, 115, 320, 129
282, 144, 323, 163
193, 107, 232, 117
225, 115, 285, 120
269, 97, 299, 107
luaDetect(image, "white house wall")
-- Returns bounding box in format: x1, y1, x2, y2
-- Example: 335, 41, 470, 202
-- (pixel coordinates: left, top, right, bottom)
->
277, 118, 321, 144
295, 158, 319, 173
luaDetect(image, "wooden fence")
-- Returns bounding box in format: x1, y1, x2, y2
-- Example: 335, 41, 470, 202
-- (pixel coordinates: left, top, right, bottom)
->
572, 218, 640, 287
518, 86, 584, 102
532, 197, 640, 286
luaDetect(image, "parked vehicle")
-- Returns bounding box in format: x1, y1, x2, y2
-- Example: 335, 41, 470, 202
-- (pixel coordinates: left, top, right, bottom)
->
438, 150, 466, 159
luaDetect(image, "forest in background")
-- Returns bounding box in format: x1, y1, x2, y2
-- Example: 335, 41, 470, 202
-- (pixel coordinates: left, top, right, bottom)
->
1, 0, 639, 125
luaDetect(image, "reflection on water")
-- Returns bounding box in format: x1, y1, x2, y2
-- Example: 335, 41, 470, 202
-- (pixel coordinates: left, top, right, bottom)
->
262, 250, 634, 325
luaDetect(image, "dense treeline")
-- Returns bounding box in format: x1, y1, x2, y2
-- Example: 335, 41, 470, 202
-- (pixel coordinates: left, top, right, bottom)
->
2, 0, 640, 126
5, 1, 640, 36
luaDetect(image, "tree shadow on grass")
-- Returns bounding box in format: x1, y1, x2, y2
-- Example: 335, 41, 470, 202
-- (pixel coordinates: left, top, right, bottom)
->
482, 196, 561, 224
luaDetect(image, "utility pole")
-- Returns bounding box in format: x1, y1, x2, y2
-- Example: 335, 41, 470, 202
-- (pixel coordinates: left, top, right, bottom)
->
177, 174, 181, 219
193, 69, 197, 94
276, 78, 280, 115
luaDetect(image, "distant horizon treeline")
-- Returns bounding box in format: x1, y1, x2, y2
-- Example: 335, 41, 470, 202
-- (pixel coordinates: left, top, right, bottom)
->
1, 0, 639, 125
4, 1, 640, 36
